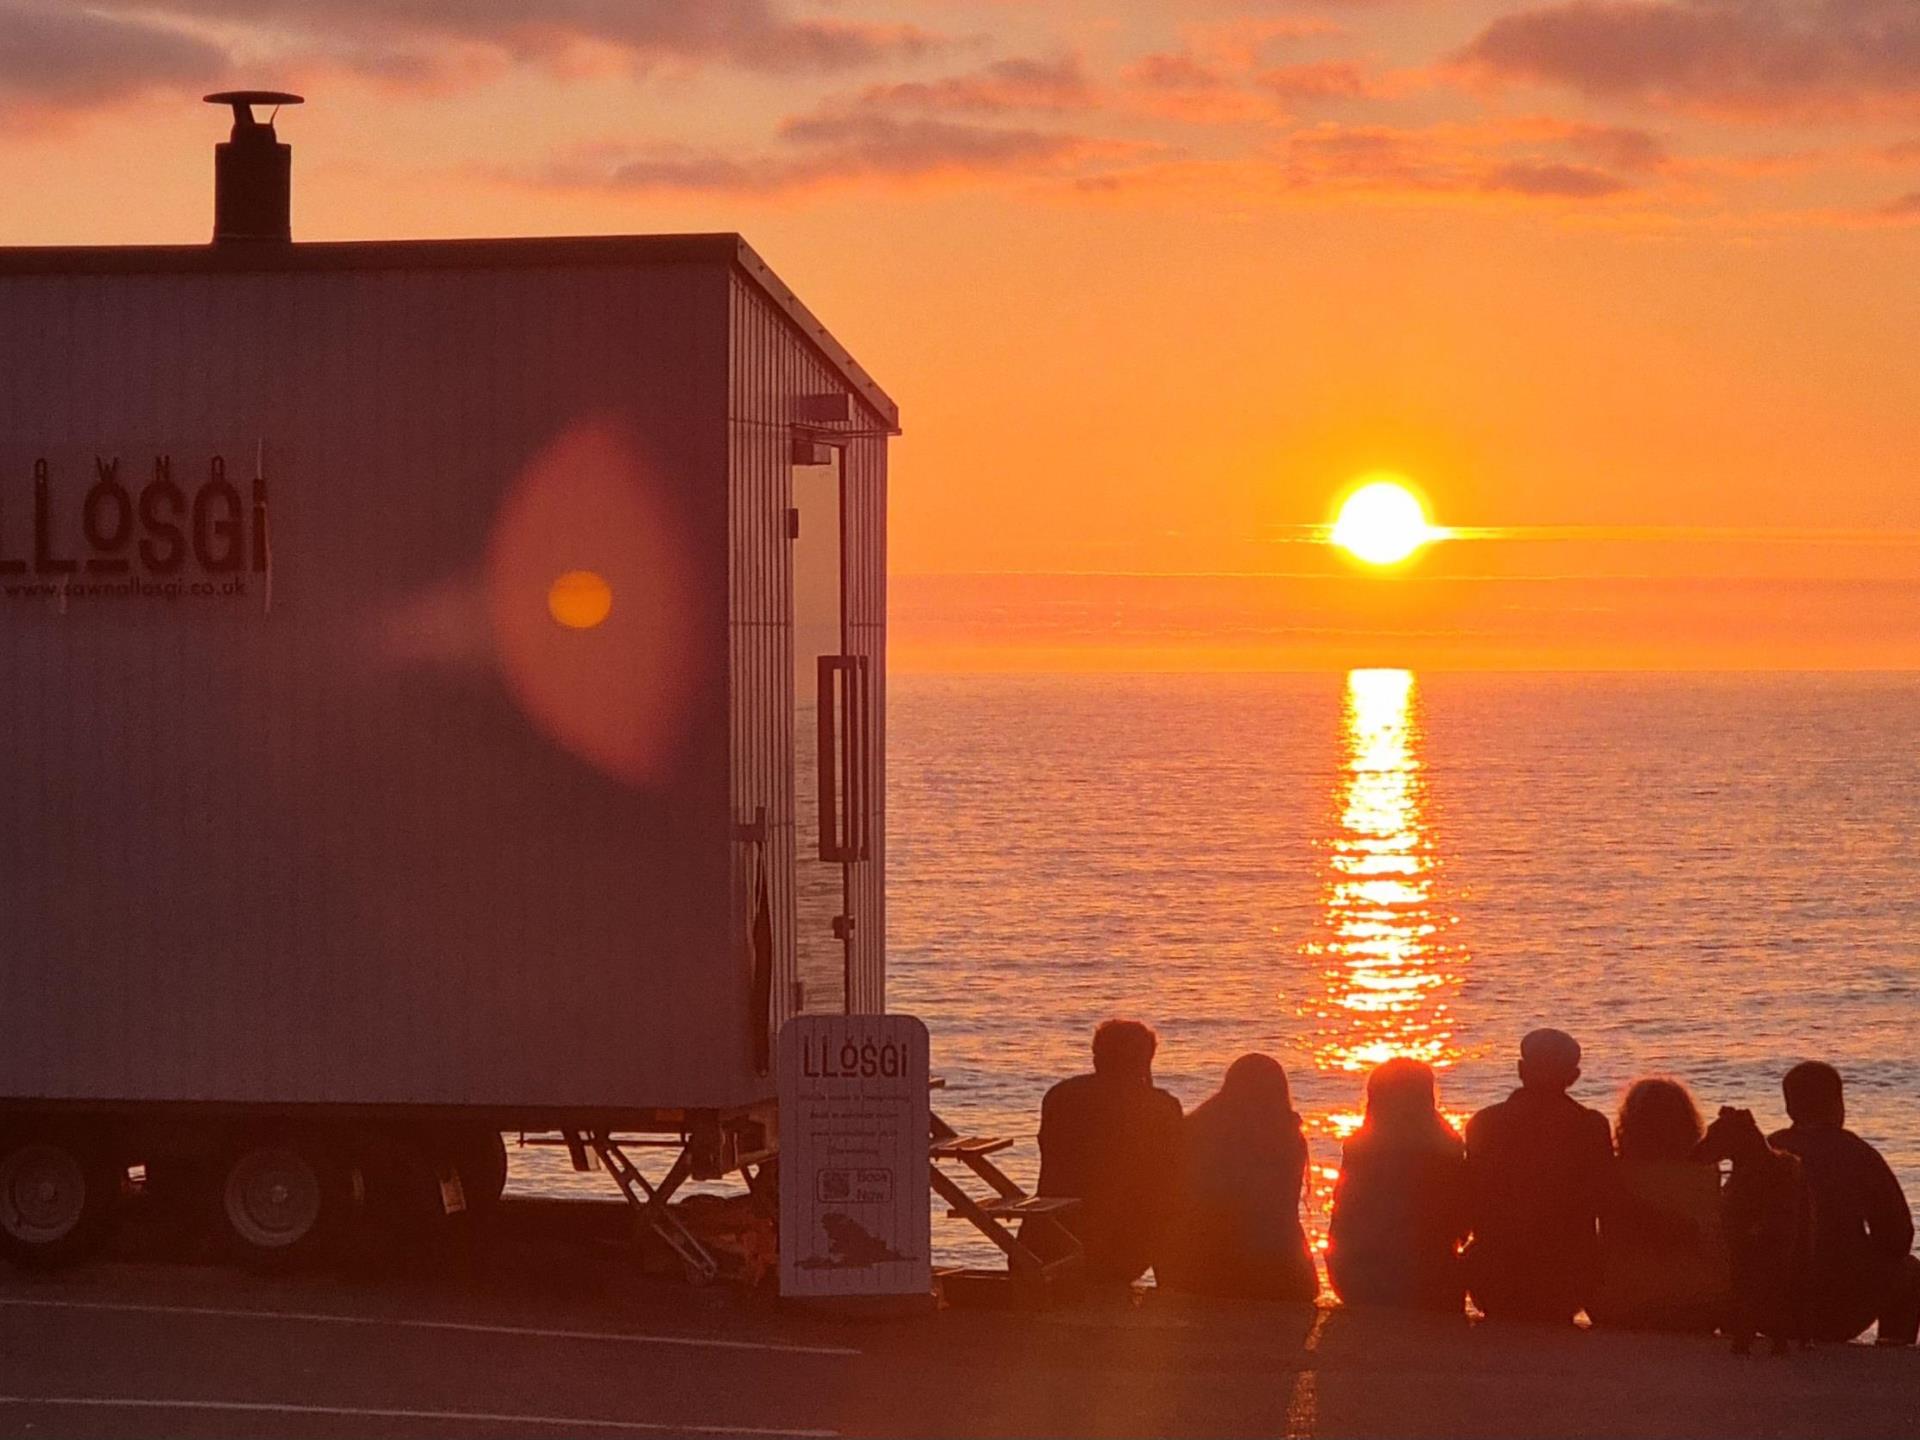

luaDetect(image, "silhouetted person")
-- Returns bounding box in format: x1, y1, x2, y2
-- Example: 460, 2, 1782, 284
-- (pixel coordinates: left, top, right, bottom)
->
1769, 1062, 1920, 1346
1161, 1053, 1318, 1303
1590, 1077, 1727, 1333
1327, 1058, 1468, 1312
1027, 1018, 1184, 1284
1463, 1028, 1612, 1323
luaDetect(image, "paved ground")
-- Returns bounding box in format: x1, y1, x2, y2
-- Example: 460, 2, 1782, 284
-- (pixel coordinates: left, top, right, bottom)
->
1, 1204, 1916, 1438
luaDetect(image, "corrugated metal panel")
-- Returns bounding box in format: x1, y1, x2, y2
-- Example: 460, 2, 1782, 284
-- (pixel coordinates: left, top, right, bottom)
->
726, 271, 890, 1035
0, 236, 899, 438
0, 260, 760, 1110
843, 432, 888, 1015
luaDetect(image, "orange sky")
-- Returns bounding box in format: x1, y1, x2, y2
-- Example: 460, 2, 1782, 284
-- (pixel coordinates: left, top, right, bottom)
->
2, 0, 1916, 669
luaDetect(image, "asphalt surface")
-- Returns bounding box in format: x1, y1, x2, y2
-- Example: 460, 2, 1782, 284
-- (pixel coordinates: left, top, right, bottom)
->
2, 1207, 1917, 1438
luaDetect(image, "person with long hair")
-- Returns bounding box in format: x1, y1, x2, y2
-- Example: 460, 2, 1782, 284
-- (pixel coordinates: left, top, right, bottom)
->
1327, 1057, 1469, 1312
1589, 1077, 1728, 1332
1161, 1053, 1318, 1302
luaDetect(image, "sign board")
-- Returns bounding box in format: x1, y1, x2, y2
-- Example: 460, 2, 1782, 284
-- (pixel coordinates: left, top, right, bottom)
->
777, 1014, 930, 1298
2, 447, 273, 609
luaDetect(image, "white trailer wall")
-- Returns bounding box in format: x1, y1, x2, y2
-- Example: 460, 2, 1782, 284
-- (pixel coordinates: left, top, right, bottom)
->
0, 250, 765, 1111
726, 264, 889, 1058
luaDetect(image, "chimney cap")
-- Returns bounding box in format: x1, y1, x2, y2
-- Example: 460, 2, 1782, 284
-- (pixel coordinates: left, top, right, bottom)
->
204, 91, 304, 125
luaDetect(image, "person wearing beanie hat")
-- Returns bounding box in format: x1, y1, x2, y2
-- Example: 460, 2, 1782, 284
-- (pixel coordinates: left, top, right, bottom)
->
1462, 1028, 1613, 1324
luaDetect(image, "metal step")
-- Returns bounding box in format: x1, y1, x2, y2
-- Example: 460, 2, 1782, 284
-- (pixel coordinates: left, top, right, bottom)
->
945, 1194, 1080, 1220
930, 1135, 1013, 1159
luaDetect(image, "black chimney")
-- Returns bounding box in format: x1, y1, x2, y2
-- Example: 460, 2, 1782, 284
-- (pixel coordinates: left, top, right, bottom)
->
204, 91, 304, 244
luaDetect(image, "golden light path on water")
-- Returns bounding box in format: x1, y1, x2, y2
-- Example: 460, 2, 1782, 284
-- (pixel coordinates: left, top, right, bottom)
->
1303, 669, 1467, 1145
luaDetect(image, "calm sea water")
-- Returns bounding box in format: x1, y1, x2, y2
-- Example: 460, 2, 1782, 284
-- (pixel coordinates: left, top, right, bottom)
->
516, 671, 1920, 1271
889, 670, 1920, 1266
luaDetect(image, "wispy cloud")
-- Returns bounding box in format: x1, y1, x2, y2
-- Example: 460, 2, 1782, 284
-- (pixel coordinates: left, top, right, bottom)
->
846, 55, 1091, 115
1459, 0, 1920, 119
1258, 60, 1382, 101
1483, 158, 1632, 197
1877, 190, 1920, 220
0, 4, 227, 129
533, 113, 1126, 198
70, 0, 940, 82
520, 49, 1141, 197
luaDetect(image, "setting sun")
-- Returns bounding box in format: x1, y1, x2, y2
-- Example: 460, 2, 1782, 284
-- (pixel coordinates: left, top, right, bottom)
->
1331, 480, 1435, 567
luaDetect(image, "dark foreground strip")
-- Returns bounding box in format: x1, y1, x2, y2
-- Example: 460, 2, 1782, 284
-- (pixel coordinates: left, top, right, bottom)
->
0, 1396, 837, 1437
0, 1296, 859, 1357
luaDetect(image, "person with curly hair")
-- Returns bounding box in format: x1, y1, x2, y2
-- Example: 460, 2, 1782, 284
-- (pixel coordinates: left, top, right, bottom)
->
1589, 1077, 1728, 1332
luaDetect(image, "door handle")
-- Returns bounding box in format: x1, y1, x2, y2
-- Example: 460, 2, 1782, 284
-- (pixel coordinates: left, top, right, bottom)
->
816, 654, 870, 862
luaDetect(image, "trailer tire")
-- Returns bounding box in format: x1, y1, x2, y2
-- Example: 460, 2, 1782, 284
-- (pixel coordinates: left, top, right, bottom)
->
355, 1127, 468, 1239
0, 1128, 122, 1271
216, 1132, 357, 1269
443, 1127, 508, 1217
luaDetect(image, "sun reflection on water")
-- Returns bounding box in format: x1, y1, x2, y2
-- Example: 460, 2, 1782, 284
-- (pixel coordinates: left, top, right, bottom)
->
1302, 669, 1468, 1158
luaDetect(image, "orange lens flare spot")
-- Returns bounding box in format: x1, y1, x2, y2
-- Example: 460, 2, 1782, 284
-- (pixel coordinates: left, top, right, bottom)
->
547, 569, 613, 630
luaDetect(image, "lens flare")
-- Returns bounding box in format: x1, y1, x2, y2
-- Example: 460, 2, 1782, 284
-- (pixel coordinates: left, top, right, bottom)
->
547, 570, 613, 629
486, 419, 696, 788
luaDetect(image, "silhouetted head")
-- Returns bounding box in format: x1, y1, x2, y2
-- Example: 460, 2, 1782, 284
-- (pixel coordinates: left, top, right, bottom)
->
1616, 1077, 1705, 1163
1782, 1061, 1844, 1128
1191, 1052, 1301, 1148
1360, 1057, 1455, 1149
1091, 1018, 1158, 1084
1221, 1052, 1295, 1117
1517, 1027, 1582, 1093
1693, 1105, 1770, 1165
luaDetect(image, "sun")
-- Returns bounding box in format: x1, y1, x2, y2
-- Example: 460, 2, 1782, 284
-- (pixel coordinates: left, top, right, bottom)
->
1331, 479, 1435, 566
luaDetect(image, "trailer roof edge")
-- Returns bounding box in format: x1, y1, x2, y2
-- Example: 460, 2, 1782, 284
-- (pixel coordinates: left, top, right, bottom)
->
730, 236, 899, 435
0, 231, 900, 435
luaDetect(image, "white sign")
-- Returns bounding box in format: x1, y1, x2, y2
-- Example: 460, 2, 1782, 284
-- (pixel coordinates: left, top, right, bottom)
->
778, 1014, 930, 1298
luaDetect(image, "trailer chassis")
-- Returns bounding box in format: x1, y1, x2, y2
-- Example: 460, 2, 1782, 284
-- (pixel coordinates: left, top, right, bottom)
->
0, 1101, 778, 1281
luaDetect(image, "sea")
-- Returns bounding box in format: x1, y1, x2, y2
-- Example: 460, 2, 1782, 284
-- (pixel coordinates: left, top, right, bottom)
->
519, 670, 1920, 1270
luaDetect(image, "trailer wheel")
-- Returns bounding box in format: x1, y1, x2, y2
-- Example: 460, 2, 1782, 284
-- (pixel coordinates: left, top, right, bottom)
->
443, 1127, 508, 1217
217, 1134, 356, 1268
0, 1130, 121, 1270
355, 1127, 468, 1240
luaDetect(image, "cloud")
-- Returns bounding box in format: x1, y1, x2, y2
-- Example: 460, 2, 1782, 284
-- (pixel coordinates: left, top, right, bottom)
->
1553, 120, 1669, 171
1121, 50, 1283, 123
835, 55, 1091, 116
1483, 159, 1632, 196
1266, 120, 1640, 202
1258, 60, 1379, 101
76, 0, 936, 79
1878, 190, 1920, 219
516, 50, 1136, 199
537, 108, 1121, 198
1128, 53, 1230, 92
776, 109, 1092, 171
0, 4, 227, 125
1459, 0, 1920, 118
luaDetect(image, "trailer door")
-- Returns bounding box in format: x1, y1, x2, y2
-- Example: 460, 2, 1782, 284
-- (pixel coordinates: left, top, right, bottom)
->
792, 447, 856, 1013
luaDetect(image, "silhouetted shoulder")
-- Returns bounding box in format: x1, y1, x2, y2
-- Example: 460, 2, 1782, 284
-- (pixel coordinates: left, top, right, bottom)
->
1464, 1096, 1509, 1143
1772, 1124, 1902, 1180
1150, 1086, 1184, 1121
1041, 1073, 1099, 1116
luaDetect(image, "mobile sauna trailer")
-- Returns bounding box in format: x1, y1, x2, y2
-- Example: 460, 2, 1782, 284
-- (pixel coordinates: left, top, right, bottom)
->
0, 96, 894, 1268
